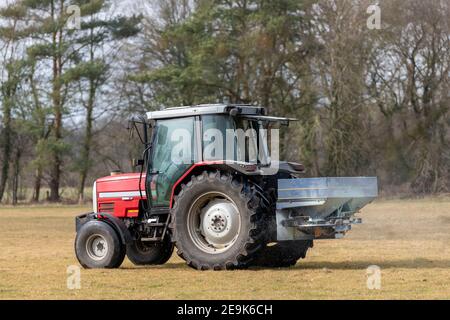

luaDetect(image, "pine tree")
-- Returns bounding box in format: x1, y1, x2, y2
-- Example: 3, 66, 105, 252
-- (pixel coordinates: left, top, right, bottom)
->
0, 3, 27, 202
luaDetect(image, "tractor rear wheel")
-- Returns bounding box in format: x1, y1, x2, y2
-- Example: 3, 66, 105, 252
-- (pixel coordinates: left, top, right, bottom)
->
171, 171, 265, 270
126, 236, 174, 265
75, 220, 126, 269
251, 240, 313, 268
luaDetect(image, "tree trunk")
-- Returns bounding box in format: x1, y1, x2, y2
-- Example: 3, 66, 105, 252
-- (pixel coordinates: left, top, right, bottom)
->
49, 119, 62, 202
11, 147, 21, 205
78, 174, 87, 204
49, 0, 62, 202
29, 62, 47, 203
32, 166, 42, 202
78, 98, 93, 203
0, 98, 12, 202
78, 38, 97, 203
78, 102, 93, 203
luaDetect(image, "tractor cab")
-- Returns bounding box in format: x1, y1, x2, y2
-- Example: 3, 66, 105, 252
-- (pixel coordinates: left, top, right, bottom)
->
144, 104, 297, 207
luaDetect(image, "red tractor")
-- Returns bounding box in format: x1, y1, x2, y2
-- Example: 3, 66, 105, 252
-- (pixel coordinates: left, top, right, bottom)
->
75, 104, 377, 270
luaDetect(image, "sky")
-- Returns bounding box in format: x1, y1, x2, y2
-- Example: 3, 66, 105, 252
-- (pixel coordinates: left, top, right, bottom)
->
0, 0, 152, 16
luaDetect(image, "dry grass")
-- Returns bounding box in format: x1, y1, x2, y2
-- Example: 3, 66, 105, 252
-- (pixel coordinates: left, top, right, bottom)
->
0, 198, 449, 299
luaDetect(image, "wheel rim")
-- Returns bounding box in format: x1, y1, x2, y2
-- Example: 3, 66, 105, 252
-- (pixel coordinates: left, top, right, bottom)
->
187, 191, 241, 254
86, 234, 108, 261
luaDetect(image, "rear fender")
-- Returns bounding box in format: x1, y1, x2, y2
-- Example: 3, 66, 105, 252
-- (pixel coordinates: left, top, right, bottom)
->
169, 161, 258, 208
75, 212, 133, 245
169, 160, 270, 209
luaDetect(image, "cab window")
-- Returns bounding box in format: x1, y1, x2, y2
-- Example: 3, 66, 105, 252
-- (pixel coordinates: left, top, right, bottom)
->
149, 117, 196, 206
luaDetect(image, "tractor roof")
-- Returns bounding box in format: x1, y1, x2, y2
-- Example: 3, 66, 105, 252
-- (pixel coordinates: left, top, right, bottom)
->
146, 104, 264, 120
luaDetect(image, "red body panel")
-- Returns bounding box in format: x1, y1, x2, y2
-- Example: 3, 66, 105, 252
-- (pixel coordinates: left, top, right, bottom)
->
96, 173, 146, 218
95, 162, 223, 217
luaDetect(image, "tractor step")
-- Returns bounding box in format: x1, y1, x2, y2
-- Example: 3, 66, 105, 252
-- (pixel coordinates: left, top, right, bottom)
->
141, 237, 164, 242
149, 208, 170, 215
145, 221, 166, 227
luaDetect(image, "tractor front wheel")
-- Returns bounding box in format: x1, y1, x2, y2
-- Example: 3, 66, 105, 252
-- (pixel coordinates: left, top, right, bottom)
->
75, 220, 126, 269
171, 171, 265, 270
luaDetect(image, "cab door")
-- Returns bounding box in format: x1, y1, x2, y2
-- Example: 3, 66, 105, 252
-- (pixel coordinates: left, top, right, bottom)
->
147, 117, 197, 207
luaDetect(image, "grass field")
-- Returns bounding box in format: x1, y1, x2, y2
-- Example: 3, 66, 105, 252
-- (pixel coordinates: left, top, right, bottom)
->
0, 198, 449, 299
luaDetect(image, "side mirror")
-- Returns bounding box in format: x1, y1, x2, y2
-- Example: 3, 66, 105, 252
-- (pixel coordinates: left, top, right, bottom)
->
133, 159, 145, 167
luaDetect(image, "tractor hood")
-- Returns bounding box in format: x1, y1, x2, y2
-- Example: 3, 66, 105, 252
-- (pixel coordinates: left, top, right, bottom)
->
94, 173, 146, 217
96, 173, 146, 197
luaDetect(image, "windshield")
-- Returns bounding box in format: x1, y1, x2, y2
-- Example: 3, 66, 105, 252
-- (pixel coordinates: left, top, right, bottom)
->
202, 115, 271, 166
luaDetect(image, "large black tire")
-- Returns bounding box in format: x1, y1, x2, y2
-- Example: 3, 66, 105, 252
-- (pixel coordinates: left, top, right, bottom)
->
75, 220, 126, 269
171, 171, 265, 270
126, 237, 174, 265
251, 240, 313, 268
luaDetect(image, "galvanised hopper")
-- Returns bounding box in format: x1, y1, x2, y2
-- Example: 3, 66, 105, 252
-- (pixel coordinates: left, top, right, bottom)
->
276, 177, 378, 240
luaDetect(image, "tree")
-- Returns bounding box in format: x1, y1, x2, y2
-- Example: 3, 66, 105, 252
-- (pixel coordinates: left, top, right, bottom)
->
0, 2, 27, 202
15, 0, 76, 201
369, 0, 450, 193
305, 0, 376, 176
0, 0, 448, 200
11, 0, 139, 202
69, 1, 141, 202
